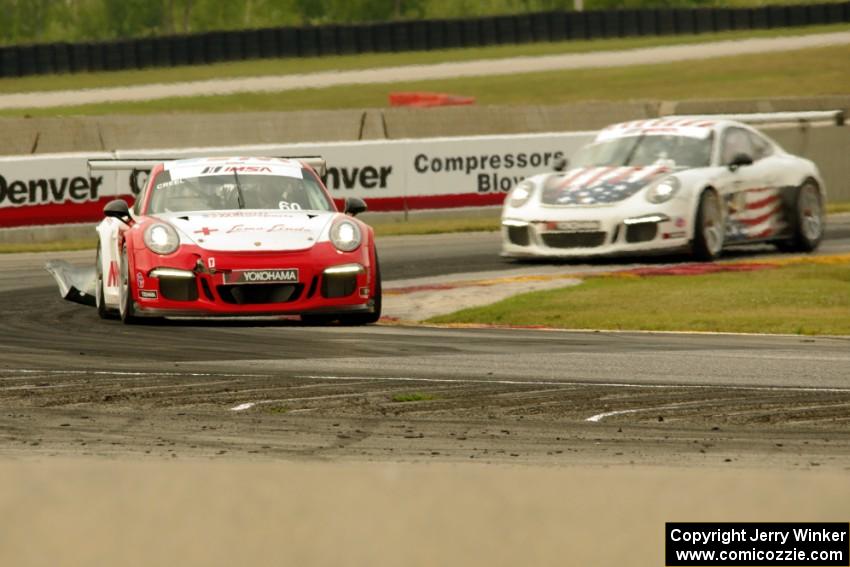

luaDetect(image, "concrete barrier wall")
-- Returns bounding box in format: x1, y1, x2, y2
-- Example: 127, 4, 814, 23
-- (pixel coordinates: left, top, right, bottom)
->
768, 125, 850, 203
0, 96, 847, 245
2, 96, 845, 200
0, 110, 379, 154
4, 96, 847, 152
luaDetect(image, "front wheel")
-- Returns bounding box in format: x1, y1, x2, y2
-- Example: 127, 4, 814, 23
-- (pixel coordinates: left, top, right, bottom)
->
776, 180, 824, 253
300, 313, 337, 325
303, 254, 383, 326
341, 254, 382, 326
118, 245, 140, 324
691, 189, 724, 261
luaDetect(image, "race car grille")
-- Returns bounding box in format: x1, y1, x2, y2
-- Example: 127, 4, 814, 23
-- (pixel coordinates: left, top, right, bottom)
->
506, 225, 530, 246
217, 284, 303, 305
540, 231, 606, 248
625, 223, 658, 243
321, 274, 357, 299
200, 278, 215, 302
306, 276, 319, 299
159, 278, 199, 302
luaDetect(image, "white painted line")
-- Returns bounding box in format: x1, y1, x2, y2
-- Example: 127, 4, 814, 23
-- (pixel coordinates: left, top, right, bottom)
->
421, 323, 850, 339
0, 383, 77, 391
2, 368, 268, 378
586, 409, 641, 423
227, 385, 454, 412
122, 380, 239, 392
294, 375, 850, 394
585, 399, 725, 423
213, 380, 373, 399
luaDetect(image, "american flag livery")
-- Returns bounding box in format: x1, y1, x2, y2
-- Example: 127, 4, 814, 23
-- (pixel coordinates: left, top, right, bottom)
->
541, 165, 672, 206
724, 187, 787, 242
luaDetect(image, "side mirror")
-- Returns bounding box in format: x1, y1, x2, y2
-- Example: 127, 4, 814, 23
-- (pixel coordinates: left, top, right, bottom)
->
103, 199, 131, 224
728, 153, 753, 171
553, 156, 568, 172
344, 197, 367, 217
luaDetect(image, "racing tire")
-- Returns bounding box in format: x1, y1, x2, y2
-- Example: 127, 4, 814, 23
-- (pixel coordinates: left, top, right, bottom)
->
118, 245, 140, 325
340, 257, 382, 326
302, 254, 383, 326
95, 245, 118, 320
300, 313, 337, 325
691, 189, 724, 262
775, 179, 824, 253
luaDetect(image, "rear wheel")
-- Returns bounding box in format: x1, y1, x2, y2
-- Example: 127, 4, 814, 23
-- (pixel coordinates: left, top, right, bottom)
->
118, 245, 139, 324
776, 179, 824, 253
95, 245, 118, 320
692, 189, 724, 261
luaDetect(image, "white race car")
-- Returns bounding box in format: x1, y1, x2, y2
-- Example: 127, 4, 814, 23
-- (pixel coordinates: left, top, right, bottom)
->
501, 117, 826, 260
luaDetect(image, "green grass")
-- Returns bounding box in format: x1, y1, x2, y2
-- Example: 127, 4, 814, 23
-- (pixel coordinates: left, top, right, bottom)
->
11, 38, 850, 117
828, 202, 850, 214
371, 216, 499, 237
1, 23, 847, 97
0, 238, 97, 254
391, 392, 437, 403
0, 218, 500, 254
3, 203, 847, 254
428, 263, 850, 335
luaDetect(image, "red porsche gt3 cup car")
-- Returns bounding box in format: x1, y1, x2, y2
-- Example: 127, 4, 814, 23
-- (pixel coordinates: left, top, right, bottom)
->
91, 156, 381, 325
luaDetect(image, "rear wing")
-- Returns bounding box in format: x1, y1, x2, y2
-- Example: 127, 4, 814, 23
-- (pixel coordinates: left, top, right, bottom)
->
87, 156, 328, 177
665, 110, 845, 127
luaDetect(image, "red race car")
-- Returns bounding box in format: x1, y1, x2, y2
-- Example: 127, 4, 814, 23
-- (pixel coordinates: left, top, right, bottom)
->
89, 156, 380, 325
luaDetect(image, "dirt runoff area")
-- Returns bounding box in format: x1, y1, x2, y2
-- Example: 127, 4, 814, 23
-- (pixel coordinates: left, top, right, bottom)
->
2, 459, 849, 567
2, 363, 850, 469
2, 373, 849, 567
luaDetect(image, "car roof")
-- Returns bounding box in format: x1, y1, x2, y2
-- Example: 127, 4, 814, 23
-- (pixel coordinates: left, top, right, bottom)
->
164, 156, 304, 170
596, 117, 737, 142
159, 156, 308, 181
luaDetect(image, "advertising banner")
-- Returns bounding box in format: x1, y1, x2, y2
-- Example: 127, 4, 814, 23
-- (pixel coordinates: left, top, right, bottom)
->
0, 131, 595, 229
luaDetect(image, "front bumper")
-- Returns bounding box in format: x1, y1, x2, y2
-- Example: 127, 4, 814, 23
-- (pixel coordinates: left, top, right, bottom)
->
128, 242, 376, 317
501, 205, 692, 258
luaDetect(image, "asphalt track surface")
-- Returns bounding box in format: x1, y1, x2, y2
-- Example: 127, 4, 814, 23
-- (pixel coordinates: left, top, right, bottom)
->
1, 31, 849, 110
1, 222, 849, 467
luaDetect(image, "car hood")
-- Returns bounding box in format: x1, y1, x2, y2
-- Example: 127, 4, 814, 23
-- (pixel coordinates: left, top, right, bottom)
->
540, 165, 682, 206
155, 210, 335, 252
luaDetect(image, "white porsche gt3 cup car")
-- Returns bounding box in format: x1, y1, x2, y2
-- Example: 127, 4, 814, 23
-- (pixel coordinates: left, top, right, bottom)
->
501, 116, 827, 260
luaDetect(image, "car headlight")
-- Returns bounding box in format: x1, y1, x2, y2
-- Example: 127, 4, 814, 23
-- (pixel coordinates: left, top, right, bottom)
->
143, 222, 180, 255
330, 218, 362, 252
507, 180, 535, 208
645, 176, 681, 204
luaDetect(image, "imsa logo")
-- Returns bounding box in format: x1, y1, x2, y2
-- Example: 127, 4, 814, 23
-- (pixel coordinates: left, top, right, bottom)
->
227, 269, 299, 284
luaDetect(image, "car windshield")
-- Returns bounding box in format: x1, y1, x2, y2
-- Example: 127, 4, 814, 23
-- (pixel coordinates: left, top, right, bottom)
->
572, 134, 713, 168
147, 167, 333, 214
